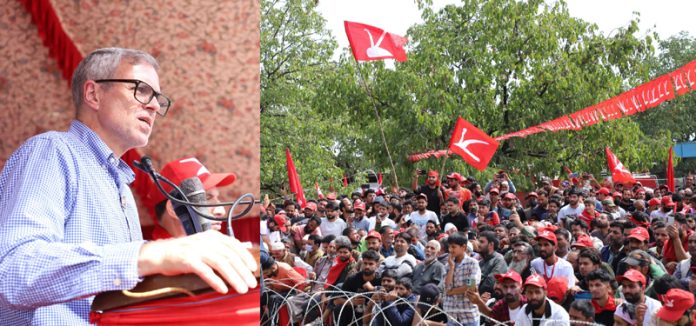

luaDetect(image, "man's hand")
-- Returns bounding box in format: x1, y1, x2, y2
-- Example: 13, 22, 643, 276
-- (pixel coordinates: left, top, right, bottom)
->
465, 289, 483, 305
364, 281, 375, 292
636, 303, 647, 324
668, 224, 679, 239
137, 230, 258, 295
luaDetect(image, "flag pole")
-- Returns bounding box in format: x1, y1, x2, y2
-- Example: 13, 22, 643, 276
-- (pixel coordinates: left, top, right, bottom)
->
352, 60, 400, 188
439, 149, 450, 181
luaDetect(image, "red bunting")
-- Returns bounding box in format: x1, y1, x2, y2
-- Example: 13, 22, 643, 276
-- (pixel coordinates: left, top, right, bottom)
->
408, 60, 696, 161
408, 150, 450, 162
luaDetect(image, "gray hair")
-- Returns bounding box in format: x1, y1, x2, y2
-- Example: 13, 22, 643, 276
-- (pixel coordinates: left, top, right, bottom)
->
334, 236, 352, 251
427, 239, 441, 252
71, 47, 159, 110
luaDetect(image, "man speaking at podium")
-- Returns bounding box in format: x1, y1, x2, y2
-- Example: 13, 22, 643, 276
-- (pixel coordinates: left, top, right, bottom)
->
0, 48, 258, 324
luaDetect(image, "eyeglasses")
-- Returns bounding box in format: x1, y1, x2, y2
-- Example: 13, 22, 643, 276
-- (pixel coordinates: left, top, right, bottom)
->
95, 79, 172, 116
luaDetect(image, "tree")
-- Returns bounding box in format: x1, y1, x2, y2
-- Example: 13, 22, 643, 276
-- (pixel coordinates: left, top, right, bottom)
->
261, 0, 344, 197
313, 0, 666, 189
635, 32, 696, 176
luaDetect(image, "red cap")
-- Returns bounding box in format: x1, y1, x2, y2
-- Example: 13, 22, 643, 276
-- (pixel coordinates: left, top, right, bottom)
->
366, 230, 382, 241
495, 270, 522, 285
535, 228, 557, 245
597, 187, 611, 195
305, 202, 318, 211
657, 289, 696, 322
504, 192, 517, 200
523, 274, 547, 290
627, 227, 649, 242
526, 192, 538, 199
489, 188, 500, 195
662, 196, 675, 207
648, 198, 661, 207
149, 156, 236, 204
612, 191, 623, 198
326, 192, 337, 200
272, 214, 287, 233
617, 269, 647, 289
546, 277, 568, 303
635, 188, 646, 194
571, 234, 593, 248
354, 202, 366, 211
447, 172, 464, 182
427, 170, 439, 177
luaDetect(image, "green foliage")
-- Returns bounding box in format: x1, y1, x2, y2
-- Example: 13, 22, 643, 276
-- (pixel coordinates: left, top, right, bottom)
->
262, 0, 682, 195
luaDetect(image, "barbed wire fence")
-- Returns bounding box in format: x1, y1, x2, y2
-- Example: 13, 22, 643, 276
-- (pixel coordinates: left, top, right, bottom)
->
261, 277, 605, 326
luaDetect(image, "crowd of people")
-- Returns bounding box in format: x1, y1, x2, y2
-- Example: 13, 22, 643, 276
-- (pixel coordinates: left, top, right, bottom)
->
260, 169, 696, 325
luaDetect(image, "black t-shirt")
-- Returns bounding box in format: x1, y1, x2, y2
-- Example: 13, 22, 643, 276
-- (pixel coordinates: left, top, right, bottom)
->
415, 185, 441, 216
442, 211, 469, 231
341, 271, 380, 297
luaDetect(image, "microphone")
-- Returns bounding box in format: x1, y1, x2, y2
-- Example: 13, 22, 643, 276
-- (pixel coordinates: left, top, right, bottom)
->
171, 176, 208, 235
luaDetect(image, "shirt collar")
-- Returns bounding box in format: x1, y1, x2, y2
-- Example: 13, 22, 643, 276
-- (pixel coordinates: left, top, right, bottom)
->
69, 120, 135, 184
525, 298, 553, 318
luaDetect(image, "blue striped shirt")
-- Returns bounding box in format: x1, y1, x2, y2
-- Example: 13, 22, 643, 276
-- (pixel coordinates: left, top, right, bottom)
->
0, 120, 145, 325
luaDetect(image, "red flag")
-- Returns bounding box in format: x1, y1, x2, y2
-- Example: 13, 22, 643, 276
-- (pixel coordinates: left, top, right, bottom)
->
667, 146, 675, 192
344, 21, 408, 62
377, 173, 383, 186
448, 117, 499, 171
285, 148, 307, 208
605, 147, 636, 184
343, 174, 348, 188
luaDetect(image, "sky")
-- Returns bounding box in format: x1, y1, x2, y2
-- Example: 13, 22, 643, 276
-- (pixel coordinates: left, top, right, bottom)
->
317, 0, 696, 59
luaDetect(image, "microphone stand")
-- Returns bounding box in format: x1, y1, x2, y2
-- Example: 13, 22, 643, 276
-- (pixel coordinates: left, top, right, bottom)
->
133, 156, 261, 238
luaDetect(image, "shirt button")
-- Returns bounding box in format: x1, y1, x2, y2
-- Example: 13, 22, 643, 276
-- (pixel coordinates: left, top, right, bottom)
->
113, 278, 122, 286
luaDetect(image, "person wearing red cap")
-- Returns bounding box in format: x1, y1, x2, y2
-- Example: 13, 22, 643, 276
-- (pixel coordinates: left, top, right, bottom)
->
650, 195, 676, 222
655, 288, 696, 325
615, 269, 662, 326
412, 169, 444, 217
513, 274, 570, 326
444, 172, 472, 209
149, 156, 236, 239
348, 200, 371, 233
530, 228, 577, 288
495, 191, 527, 221
363, 231, 385, 261
467, 270, 527, 324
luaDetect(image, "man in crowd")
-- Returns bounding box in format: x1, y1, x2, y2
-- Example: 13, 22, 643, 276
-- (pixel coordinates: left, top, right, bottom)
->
412, 169, 444, 216
477, 231, 508, 295
320, 201, 347, 237
587, 269, 618, 325
332, 250, 381, 325
442, 197, 469, 233
615, 269, 662, 325
531, 228, 576, 288
467, 270, 527, 324
379, 232, 418, 279
412, 240, 445, 294
408, 194, 440, 240
514, 274, 570, 325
